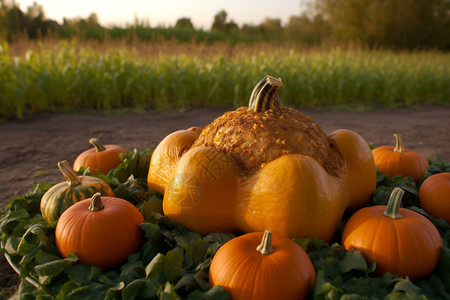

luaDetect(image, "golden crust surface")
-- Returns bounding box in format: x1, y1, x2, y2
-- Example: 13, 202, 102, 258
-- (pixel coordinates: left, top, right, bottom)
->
191, 106, 343, 177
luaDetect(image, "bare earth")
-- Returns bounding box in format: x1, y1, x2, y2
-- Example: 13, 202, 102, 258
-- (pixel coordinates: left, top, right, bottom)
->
1, 106, 450, 291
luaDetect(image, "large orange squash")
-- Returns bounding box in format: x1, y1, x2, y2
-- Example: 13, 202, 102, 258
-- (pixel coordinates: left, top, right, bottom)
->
342, 187, 442, 280
148, 75, 377, 241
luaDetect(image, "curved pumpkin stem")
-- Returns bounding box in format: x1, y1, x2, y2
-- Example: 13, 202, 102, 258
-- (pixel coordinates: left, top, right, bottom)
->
248, 75, 283, 113
382, 187, 404, 219
256, 230, 274, 255
89, 193, 105, 211
58, 160, 82, 186
393, 133, 405, 153
89, 138, 106, 152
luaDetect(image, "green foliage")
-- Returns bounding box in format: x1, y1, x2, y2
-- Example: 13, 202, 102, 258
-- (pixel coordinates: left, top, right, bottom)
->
1, 41, 449, 119
1, 150, 450, 299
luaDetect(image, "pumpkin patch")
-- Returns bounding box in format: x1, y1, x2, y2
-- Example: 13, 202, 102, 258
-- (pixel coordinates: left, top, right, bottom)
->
1, 76, 450, 299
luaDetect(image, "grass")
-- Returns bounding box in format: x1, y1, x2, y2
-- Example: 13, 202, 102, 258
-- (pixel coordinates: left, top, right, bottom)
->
1, 39, 449, 119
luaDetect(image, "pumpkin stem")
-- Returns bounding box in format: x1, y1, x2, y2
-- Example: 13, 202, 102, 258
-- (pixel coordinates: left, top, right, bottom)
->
393, 133, 405, 153
58, 160, 82, 186
256, 230, 274, 255
248, 75, 283, 113
89, 138, 106, 152
89, 193, 105, 211
382, 187, 404, 219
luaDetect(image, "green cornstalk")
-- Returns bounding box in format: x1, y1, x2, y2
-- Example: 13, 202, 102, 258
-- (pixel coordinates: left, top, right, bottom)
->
0, 41, 449, 119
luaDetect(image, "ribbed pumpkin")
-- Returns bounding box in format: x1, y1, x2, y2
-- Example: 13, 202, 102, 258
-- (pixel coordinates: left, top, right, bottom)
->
209, 230, 315, 300
419, 172, 450, 223
55, 193, 145, 269
73, 138, 126, 174
148, 75, 376, 241
342, 187, 442, 281
372, 133, 429, 182
40, 160, 115, 224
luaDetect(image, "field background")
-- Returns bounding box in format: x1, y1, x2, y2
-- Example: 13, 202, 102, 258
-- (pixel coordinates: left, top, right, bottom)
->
1, 0, 449, 120
1, 40, 449, 120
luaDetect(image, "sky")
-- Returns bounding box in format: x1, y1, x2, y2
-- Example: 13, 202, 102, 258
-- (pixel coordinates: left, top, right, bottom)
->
14, 0, 306, 29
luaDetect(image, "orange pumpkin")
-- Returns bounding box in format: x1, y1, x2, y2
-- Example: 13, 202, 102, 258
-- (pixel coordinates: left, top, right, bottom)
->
342, 187, 442, 280
372, 133, 429, 182
419, 172, 450, 223
55, 193, 145, 269
73, 138, 126, 174
209, 230, 315, 300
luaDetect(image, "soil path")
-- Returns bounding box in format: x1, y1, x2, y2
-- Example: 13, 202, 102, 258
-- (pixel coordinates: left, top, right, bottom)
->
1, 105, 450, 292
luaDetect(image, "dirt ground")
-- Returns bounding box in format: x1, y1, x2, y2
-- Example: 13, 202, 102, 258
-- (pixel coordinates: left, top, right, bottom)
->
1, 105, 450, 292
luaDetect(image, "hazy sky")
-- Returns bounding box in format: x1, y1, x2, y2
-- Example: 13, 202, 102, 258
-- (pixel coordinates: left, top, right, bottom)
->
14, 0, 306, 29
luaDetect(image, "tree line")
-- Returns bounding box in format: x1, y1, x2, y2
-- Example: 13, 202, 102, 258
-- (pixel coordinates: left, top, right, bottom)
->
0, 0, 449, 50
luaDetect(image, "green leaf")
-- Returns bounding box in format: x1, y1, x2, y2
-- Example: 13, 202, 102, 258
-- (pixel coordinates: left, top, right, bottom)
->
145, 247, 184, 286
339, 249, 370, 274
119, 259, 145, 284
66, 263, 92, 286
158, 282, 180, 300
56, 281, 79, 300
122, 278, 156, 299
0, 209, 29, 236
391, 278, 421, 294
186, 285, 230, 300
112, 148, 152, 182
176, 235, 208, 270
203, 232, 235, 256
139, 222, 168, 263
35, 252, 78, 285
140, 195, 164, 222
293, 236, 327, 252
114, 175, 153, 206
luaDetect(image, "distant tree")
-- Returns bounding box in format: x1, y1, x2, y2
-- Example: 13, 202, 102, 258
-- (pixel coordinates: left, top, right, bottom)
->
175, 17, 194, 30
315, 0, 450, 49
260, 18, 282, 35
5, 3, 26, 40
211, 10, 227, 31
285, 13, 329, 45
211, 10, 238, 32
24, 2, 46, 38
0, 0, 10, 40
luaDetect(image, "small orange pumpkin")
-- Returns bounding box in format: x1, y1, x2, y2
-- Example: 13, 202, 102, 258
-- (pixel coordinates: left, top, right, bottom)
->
209, 230, 316, 300
73, 138, 126, 174
55, 193, 145, 269
342, 187, 442, 280
372, 133, 429, 182
419, 172, 450, 223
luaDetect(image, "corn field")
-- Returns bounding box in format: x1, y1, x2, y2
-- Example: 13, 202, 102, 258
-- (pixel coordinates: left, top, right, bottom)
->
1, 40, 449, 119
